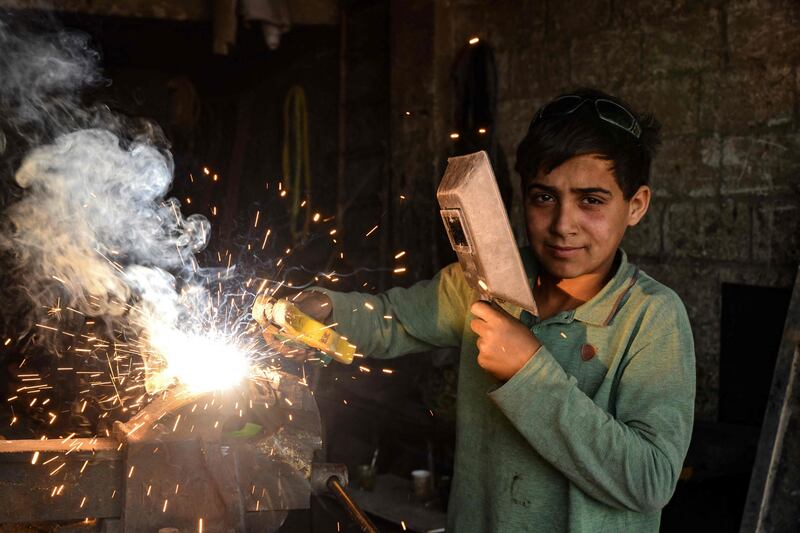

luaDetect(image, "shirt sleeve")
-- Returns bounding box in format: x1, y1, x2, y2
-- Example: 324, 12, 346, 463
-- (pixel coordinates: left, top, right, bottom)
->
309, 262, 473, 359
488, 293, 696, 513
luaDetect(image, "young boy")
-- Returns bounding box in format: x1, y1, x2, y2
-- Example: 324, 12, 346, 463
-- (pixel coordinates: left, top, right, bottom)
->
281, 88, 695, 532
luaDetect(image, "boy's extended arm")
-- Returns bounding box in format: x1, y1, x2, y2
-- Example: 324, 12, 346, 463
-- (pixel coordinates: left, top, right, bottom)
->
489, 296, 696, 514
309, 263, 471, 358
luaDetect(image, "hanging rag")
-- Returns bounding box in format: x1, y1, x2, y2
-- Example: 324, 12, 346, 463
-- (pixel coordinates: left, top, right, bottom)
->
213, 0, 238, 55
450, 40, 512, 212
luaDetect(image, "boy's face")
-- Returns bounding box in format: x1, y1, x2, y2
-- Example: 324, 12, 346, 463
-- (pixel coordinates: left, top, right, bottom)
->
524, 154, 650, 280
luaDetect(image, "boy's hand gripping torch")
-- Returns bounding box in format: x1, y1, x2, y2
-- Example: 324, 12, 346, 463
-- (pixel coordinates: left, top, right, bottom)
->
252, 294, 356, 365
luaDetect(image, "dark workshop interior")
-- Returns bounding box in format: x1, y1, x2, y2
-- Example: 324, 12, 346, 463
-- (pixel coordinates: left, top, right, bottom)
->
0, 1, 799, 532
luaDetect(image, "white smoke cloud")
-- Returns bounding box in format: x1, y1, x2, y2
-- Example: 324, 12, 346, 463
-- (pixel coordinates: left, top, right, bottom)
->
0, 18, 100, 142
7, 129, 209, 318
0, 16, 216, 356
0, 12, 261, 404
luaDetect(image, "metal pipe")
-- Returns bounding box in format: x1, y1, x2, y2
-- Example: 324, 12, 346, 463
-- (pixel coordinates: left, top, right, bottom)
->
0, 437, 119, 454
326, 476, 379, 533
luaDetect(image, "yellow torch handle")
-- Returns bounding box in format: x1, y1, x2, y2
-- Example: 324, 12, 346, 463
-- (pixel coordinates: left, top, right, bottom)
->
254, 296, 355, 365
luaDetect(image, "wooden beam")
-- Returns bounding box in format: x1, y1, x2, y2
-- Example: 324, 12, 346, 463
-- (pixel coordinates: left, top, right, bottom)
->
290, 0, 338, 25
0, 0, 209, 21
0, 0, 338, 24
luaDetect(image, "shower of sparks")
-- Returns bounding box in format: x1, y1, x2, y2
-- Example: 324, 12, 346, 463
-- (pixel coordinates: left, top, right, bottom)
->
1, 153, 413, 526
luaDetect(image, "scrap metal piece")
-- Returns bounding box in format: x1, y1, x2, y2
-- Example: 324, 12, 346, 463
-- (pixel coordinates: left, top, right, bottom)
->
0, 370, 323, 532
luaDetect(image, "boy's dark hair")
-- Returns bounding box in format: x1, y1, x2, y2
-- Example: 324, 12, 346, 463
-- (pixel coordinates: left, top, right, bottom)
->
515, 88, 661, 199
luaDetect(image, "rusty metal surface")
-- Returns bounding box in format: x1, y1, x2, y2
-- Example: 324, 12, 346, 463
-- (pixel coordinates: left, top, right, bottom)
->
123, 438, 243, 533
310, 463, 348, 495
0, 371, 324, 531
117, 374, 322, 532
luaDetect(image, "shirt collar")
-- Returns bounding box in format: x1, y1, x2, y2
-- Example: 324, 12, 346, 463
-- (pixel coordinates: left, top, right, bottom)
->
520, 247, 639, 327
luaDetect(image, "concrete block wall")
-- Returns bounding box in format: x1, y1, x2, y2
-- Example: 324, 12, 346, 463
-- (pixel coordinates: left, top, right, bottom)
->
391, 0, 800, 420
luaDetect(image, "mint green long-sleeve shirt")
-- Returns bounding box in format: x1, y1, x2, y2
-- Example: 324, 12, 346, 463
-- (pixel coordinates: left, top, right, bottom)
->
313, 248, 695, 532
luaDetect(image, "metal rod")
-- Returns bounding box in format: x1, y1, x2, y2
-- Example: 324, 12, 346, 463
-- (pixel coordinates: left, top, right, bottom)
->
0, 437, 119, 454
327, 476, 379, 533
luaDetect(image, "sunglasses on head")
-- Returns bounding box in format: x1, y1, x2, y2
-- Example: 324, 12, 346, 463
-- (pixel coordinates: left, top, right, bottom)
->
536, 95, 642, 139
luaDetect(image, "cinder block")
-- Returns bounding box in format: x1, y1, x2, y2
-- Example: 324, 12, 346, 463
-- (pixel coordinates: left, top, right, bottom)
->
699, 66, 794, 133
507, 38, 570, 101
450, 0, 494, 5
622, 201, 663, 257
549, 0, 612, 35
727, 0, 800, 68
625, 75, 700, 135
483, 0, 546, 49
642, 7, 724, 77
493, 49, 511, 98
717, 264, 797, 290
570, 30, 642, 89
613, 0, 679, 28
665, 200, 751, 261
448, 6, 491, 48
752, 202, 800, 265
650, 134, 720, 198
720, 133, 800, 195
498, 98, 538, 155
